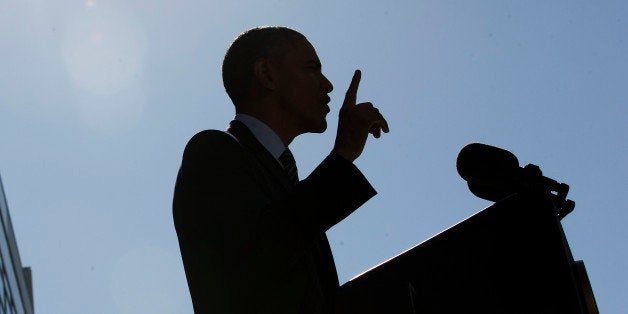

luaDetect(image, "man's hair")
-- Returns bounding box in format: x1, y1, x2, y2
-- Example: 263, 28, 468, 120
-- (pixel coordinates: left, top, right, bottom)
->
222, 26, 306, 105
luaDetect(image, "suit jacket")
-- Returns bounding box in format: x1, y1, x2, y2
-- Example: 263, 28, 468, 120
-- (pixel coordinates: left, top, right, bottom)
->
173, 120, 376, 313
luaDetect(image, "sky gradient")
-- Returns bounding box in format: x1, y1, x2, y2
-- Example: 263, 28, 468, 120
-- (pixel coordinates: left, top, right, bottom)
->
1, 1, 626, 313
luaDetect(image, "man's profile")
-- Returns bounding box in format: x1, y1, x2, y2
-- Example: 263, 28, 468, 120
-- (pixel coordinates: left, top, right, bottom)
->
173, 26, 388, 313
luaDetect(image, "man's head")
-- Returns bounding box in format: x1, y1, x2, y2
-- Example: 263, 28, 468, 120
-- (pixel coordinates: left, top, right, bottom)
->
222, 26, 334, 138
222, 26, 305, 105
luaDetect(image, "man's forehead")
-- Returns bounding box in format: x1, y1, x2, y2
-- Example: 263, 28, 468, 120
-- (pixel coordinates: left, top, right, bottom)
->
287, 37, 320, 62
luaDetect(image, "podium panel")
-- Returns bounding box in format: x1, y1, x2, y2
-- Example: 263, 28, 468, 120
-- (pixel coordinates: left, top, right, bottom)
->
338, 191, 596, 314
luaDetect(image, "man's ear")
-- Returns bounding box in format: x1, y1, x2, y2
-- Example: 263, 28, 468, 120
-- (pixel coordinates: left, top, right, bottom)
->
253, 58, 278, 90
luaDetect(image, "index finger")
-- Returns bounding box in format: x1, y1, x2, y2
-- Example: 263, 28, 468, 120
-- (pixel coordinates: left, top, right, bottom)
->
343, 69, 361, 109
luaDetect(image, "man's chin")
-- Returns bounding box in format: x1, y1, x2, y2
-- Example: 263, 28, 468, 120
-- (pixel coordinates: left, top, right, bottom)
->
308, 121, 327, 134
316, 120, 328, 133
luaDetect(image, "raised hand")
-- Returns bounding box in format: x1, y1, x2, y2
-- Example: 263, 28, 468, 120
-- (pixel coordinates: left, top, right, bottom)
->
332, 70, 389, 162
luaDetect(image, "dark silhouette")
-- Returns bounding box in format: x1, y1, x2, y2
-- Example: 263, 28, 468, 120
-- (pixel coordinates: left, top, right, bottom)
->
173, 26, 388, 313
334, 146, 596, 313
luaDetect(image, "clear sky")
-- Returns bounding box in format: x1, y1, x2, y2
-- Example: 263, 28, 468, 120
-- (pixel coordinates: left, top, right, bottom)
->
1, 1, 626, 313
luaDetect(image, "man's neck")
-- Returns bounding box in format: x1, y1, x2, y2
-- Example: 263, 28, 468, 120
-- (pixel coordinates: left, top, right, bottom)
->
236, 105, 298, 147
234, 114, 287, 162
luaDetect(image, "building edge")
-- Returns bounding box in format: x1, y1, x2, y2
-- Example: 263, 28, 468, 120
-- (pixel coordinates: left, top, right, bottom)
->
0, 174, 35, 314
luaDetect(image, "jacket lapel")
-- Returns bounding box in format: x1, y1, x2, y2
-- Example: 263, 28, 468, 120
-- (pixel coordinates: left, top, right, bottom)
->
227, 120, 293, 192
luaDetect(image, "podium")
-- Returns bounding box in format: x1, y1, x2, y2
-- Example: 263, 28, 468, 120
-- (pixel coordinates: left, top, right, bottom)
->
337, 190, 598, 314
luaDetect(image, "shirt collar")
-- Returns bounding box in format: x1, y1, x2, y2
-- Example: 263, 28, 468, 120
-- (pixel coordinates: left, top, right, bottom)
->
233, 113, 286, 161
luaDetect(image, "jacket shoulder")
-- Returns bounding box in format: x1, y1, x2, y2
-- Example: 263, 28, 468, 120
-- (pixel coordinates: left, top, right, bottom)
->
183, 130, 240, 156
187, 129, 237, 146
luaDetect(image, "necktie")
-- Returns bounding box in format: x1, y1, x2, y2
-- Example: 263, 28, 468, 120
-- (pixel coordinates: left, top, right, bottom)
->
279, 148, 299, 185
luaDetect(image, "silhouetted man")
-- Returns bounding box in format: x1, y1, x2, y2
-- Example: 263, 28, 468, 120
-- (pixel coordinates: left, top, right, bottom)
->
173, 26, 389, 314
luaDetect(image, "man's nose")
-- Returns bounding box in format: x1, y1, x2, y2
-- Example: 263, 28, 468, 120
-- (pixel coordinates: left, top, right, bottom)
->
322, 74, 333, 93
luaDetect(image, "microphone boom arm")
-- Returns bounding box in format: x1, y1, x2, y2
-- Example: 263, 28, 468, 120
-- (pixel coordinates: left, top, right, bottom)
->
519, 164, 575, 219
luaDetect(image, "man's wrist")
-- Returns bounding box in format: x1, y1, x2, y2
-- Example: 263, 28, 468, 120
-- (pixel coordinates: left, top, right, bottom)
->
331, 148, 356, 162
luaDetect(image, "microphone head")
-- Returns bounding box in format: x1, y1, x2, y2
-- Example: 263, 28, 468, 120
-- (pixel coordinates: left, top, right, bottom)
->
456, 143, 520, 186
456, 143, 522, 201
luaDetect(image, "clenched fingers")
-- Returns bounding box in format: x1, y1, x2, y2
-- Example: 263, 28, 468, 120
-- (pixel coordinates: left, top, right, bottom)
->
355, 102, 389, 138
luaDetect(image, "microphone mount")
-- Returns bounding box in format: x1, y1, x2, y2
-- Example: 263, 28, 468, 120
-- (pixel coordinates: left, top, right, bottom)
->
517, 164, 575, 220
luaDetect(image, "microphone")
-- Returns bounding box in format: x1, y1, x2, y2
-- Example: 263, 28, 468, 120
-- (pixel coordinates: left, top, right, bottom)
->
456, 143, 522, 201
456, 143, 563, 202
456, 143, 575, 219
456, 143, 520, 187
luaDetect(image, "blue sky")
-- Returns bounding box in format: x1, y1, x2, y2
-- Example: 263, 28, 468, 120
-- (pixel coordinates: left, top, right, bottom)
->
1, 1, 626, 313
